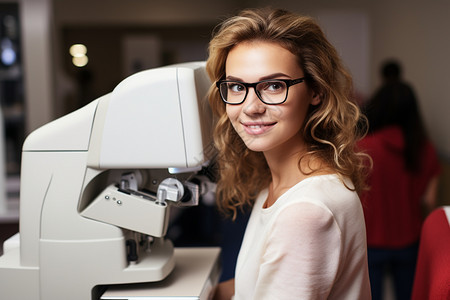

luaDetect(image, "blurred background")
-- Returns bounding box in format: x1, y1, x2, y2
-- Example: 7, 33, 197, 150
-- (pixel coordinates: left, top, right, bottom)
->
0, 0, 449, 297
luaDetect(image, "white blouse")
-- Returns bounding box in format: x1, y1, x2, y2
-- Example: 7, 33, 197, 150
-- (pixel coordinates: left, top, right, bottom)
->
234, 174, 371, 299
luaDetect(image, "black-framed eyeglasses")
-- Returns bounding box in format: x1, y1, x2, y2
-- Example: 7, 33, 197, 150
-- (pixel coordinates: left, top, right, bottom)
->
216, 77, 306, 105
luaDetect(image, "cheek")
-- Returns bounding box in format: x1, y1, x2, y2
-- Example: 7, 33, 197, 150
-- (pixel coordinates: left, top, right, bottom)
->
226, 106, 243, 135
266, 105, 283, 119
225, 105, 239, 122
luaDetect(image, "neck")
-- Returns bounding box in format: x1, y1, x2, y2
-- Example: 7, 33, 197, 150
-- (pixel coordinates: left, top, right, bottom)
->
263, 143, 329, 208
263, 144, 306, 207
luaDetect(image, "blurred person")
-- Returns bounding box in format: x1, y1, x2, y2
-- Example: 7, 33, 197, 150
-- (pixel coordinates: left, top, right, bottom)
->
206, 8, 371, 299
359, 60, 441, 300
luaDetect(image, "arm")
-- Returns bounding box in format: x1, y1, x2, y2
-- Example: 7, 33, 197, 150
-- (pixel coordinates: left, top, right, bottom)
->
420, 141, 441, 216
422, 175, 440, 216
211, 278, 235, 300
254, 202, 341, 299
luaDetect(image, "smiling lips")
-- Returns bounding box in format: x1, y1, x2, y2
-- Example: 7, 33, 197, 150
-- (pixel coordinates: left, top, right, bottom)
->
241, 121, 277, 135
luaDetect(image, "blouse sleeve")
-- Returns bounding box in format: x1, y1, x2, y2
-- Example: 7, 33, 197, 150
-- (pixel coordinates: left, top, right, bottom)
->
253, 201, 342, 300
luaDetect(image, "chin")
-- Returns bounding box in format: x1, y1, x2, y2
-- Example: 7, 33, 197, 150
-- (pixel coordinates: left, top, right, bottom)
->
242, 140, 271, 153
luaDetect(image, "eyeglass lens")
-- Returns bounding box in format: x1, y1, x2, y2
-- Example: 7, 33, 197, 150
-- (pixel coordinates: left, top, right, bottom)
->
219, 80, 288, 104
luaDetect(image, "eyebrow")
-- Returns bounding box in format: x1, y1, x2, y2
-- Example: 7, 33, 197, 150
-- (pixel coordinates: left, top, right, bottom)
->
225, 72, 292, 82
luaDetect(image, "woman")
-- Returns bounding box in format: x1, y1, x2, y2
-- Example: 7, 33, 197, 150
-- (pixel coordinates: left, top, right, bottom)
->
206, 8, 371, 299
359, 60, 441, 300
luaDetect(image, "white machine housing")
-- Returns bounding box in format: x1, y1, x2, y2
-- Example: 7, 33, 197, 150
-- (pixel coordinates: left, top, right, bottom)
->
0, 61, 214, 299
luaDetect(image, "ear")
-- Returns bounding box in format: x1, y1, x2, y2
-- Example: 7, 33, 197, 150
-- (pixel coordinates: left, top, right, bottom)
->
310, 93, 321, 106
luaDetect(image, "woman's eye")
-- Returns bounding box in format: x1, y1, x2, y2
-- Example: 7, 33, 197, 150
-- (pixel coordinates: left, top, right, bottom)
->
228, 83, 245, 93
261, 81, 285, 93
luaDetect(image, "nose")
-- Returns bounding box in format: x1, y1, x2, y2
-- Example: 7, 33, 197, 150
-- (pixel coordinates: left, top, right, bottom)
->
243, 87, 266, 115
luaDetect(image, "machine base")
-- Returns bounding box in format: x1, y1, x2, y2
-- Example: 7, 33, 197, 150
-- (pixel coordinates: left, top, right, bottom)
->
100, 247, 221, 300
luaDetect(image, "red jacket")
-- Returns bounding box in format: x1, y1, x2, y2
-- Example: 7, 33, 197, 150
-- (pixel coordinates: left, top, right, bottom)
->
358, 126, 441, 248
412, 207, 450, 300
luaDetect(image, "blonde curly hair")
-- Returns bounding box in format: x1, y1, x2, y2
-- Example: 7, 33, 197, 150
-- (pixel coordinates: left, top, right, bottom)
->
206, 8, 368, 218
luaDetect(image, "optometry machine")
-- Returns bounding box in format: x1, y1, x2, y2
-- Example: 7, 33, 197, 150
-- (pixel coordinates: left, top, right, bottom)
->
0, 62, 221, 299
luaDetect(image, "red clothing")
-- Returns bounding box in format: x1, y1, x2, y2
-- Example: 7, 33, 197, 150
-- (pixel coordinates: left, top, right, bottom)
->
412, 207, 450, 300
358, 126, 441, 248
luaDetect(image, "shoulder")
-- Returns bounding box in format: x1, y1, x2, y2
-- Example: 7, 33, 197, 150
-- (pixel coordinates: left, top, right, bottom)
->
422, 139, 439, 160
284, 174, 358, 207
359, 126, 402, 147
274, 201, 337, 234
273, 174, 364, 230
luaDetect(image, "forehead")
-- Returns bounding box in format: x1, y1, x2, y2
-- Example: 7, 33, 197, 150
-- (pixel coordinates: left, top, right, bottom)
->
225, 41, 302, 80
